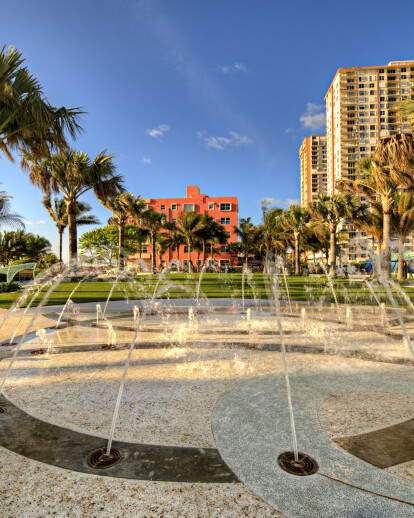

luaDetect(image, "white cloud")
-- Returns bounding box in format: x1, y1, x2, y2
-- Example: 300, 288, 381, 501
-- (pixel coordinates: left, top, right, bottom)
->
261, 197, 300, 207
219, 62, 248, 74
299, 103, 326, 131
24, 220, 47, 225
285, 128, 294, 134
146, 124, 170, 139
141, 157, 152, 164
197, 130, 253, 150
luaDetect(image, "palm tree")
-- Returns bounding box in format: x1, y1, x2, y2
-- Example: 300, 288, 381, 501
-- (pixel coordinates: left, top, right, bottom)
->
100, 193, 145, 270
309, 193, 368, 277
21, 149, 123, 261
24, 234, 51, 261
138, 210, 168, 274
399, 99, 414, 126
392, 191, 414, 280
0, 230, 27, 265
260, 204, 285, 260
233, 217, 258, 267
156, 234, 171, 270
195, 215, 228, 265
163, 229, 186, 267
281, 206, 310, 275
352, 202, 383, 255
0, 45, 83, 162
42, 196, 100, 262
338, 156, 412, 277
176, 212, 204, 272
377, 133, 414, 176
206, 221, 227, 264
0, 190, 24, 229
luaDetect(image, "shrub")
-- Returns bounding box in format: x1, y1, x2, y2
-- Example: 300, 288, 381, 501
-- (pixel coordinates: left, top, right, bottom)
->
0, 282, 21, 293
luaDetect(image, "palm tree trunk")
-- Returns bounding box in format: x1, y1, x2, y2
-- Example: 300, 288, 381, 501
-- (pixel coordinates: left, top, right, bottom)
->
58, 229, 63, 263
202, 241, 206, 263
67, 201, 77, 262
151, 234, 156, 274
119, 222, 125, 270
329, 226, 337, 278
398, 236, 404, 281
294, 232, 300, 275
188, 240, 192, 272
382, 205, 393, 279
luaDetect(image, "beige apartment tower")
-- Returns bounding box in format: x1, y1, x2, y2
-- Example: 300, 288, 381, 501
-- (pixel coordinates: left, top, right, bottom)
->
324, 60, 414, 261
300, 135, 327, 206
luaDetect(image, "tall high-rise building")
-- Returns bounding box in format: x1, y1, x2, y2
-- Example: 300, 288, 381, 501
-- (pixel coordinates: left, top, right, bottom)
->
300, 135, 327, 206
324, 60, 414, 261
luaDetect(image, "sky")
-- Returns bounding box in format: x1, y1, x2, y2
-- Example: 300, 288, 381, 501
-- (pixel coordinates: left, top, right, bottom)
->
2, 0, 414, 260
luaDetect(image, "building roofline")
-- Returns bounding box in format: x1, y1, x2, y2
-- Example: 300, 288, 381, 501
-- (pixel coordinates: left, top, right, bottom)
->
324, 60, 414, 100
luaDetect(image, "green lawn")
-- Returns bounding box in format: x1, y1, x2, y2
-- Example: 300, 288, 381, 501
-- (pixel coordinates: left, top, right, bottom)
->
0, 273, 412, 309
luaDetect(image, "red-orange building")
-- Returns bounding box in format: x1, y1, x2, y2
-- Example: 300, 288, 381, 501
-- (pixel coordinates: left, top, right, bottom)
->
126, 185, 238, 269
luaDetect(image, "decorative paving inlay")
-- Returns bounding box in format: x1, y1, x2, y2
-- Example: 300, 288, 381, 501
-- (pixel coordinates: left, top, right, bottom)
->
335, 417, 414, 469
0, 393, 238, 483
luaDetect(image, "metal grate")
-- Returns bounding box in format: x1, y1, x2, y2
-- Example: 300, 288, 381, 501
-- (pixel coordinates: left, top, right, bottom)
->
277, 451, 318, 476
87, 448, 124, 469
30, 349, 46, 355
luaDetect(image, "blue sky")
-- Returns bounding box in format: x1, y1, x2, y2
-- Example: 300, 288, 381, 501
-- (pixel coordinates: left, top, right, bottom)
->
2, 0, 413, 259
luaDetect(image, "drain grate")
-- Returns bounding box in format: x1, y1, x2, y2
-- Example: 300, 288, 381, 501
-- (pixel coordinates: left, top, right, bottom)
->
277, 451, 318, 476
102, 344, 117, 350
30, 349, 46, 355
87, 448, 124, 469
0, 407, 6, 414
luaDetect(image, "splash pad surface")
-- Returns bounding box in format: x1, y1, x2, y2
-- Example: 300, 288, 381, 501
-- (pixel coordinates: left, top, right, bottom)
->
1, 273, 414, 517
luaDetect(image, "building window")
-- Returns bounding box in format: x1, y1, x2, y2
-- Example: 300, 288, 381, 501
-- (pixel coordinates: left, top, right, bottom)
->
220, 203, 232, 211
220, 246, 229, 253
183, 204, 195, 212
220, 260, 231, 266
136, 246, 148, 253
160, 204, 165, 210
184, 246, 192, 253
171, 218, 176, 224
208, 202, 215, 210
171, 203, 177, 211
142, 204, 148, 211
224, 232, 230, 238
370, 125, 376, 130
221, 217, 230, 225
360, 147, 366, 152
